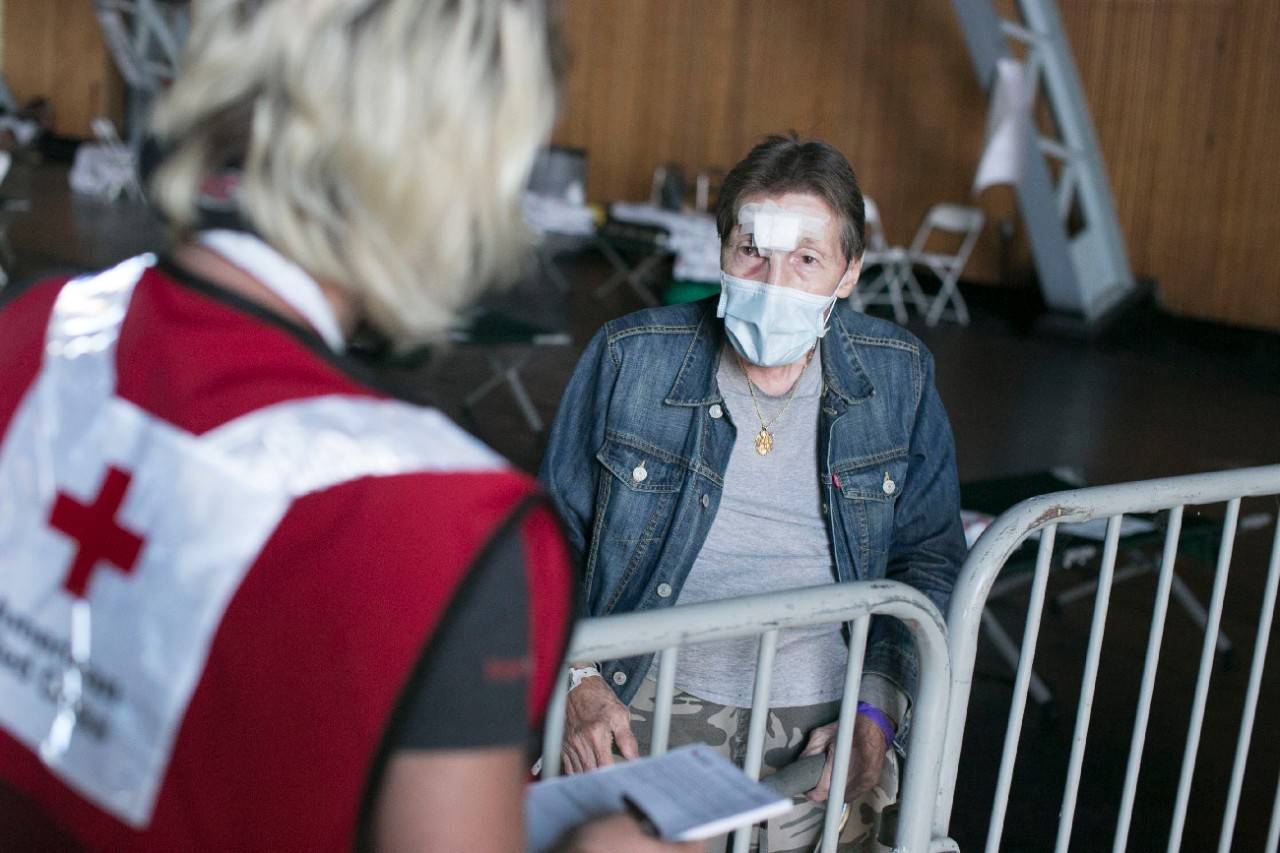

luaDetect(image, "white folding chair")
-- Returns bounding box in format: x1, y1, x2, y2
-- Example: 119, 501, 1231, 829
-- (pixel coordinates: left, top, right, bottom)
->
693, 167, 725, 213
853, 197, 927, 324
90, 117, 146, 202
906, 203, 985, 327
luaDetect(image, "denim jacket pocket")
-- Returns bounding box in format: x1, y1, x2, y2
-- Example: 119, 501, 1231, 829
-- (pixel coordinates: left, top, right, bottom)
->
834, 450, 909, 560
593, 438, 686, 612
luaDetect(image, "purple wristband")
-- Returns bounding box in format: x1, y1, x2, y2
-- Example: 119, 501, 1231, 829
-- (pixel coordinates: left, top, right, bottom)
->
857, 701, 896, 748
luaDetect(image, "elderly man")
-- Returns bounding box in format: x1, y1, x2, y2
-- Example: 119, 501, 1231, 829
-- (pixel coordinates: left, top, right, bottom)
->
540, 135, 966, 851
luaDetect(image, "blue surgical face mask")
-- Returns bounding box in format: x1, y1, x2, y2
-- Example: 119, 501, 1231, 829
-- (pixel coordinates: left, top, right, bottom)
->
716, 272, 839, 367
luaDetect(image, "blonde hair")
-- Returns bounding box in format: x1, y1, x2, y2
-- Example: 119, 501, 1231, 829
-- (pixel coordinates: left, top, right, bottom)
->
149, 0, 558, 346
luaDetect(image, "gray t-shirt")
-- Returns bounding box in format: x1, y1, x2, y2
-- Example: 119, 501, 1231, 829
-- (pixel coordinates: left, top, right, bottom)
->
671, 345, 850, 707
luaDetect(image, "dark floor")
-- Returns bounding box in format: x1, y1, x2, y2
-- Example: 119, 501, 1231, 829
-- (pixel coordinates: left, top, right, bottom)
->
4, 161, 1279, 851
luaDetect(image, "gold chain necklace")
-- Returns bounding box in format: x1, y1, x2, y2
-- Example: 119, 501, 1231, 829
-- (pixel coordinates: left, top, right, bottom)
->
735, 348, 814, 455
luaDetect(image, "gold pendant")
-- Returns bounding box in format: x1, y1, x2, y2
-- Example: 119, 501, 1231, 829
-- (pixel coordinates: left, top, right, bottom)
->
754, 428, 774, 455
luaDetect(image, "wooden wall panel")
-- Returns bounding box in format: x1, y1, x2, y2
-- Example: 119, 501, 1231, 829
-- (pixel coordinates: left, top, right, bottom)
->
553, 0, 1280, 332
3, 0, 124, 138
554, 1, 993, 281
1065, 1, 1280, 329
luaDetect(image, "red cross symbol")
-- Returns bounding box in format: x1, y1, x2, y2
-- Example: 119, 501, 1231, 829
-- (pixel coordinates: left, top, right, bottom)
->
48, 467, 144, 598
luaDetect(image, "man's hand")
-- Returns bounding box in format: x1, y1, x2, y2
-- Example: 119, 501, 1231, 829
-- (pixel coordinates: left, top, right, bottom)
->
562, 676, 639, 773
799, 714, 888, 804
554, 813, 700, 852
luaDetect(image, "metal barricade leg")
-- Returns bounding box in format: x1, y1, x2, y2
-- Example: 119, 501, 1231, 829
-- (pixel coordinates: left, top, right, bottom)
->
1055, 518, 1125, 852
1166, 499, 1240, 853
1112, 507, 1183, 853
650, 647, 679, 757
540, 666, 570, 778
1215, 513, 1279, 852
817, 617, 870, 853
984, 527, 1057, 853
731, 630, 780, 853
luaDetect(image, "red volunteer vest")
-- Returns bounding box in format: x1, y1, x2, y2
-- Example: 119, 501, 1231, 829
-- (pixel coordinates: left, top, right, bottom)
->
0, 258, 573, 851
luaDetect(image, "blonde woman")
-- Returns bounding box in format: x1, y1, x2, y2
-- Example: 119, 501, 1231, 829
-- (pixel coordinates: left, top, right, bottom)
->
0, 2, 681, 851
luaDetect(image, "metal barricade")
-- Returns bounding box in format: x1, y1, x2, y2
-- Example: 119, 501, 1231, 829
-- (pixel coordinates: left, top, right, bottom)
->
937, 464, 1280, 852
540, 580, 952, 853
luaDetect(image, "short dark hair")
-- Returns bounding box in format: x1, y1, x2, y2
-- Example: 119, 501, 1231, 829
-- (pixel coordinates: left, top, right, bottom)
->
716, 134, 865, 263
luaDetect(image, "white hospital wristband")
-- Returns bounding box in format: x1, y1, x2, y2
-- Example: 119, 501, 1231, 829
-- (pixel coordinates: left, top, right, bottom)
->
568, 665, 601, 692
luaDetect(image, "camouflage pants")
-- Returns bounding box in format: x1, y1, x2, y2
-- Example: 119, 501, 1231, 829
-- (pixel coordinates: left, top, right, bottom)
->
628, 678, 898, 853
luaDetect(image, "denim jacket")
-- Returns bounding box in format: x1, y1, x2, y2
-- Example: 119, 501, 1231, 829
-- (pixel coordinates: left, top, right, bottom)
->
539, 297, 966, 709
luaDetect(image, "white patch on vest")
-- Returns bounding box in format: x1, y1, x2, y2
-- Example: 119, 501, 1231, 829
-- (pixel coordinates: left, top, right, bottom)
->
202, 395, 503, 497
0, 257, 506, 827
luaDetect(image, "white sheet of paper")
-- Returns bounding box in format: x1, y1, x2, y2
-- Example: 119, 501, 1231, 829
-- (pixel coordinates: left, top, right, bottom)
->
974, 58, 1034, 192
525, 745, 794, 852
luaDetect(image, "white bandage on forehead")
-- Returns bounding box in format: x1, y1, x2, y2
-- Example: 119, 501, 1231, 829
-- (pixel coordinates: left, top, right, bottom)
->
738, 201, 829, 255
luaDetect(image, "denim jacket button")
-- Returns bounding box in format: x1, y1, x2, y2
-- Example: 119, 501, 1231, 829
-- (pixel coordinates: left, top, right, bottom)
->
656, 582, 673, 598
700, 493, 710, 508
708, 404, 723, 419
612, 671, 628, 686
632, 463, 648, 483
